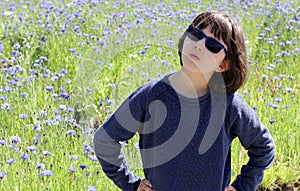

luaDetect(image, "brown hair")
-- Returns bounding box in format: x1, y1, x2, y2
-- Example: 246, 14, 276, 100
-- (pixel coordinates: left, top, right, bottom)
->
178, 11, 248, 94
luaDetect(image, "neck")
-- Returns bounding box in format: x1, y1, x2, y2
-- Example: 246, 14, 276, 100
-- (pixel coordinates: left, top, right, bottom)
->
169, 69, 214, 98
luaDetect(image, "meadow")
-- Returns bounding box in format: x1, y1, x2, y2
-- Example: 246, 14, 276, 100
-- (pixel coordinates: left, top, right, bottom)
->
0, 0, 299, 190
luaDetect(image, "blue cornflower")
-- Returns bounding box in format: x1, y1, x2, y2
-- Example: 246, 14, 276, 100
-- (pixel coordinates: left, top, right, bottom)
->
20, 114, 28, 119
65, 117, 74, 124
42, 150, 51, 156
6, 158, 15, 165
262, 74, 268, 79
0, 172, 6, 179
288, 76, 295, 80
40, 170, 53, 177
40, 37, 46, 42
88, 186, 97, 191
67, 108, 74, 113
80, 165, 87, 170
40, 109, 47, 118
69, 48, 76, 52
0, 42, 4, 53
242, 90, 249, 95
0, 102, 9, 109
269, 119, 275, 124
60, 92, 70, 99
13, 43, 21, 49
0, 96, 8, 100
45, 86, 54, 91
61, 69, 69, 75
69, 167, 76, 172
252, 106, 258, 111
21, 93, 28, 97
12, 51, 21, 57
286, 88, 294, 93
26, 146, 36, 152
88, 155, 98, 161
43, 120, 52, 126
34, 134, 41, 140
0, 140, 7, 145
11, 136, 21, 144
69, 155, 78, 161
84, 144, 93, 152
106, 99, 115, 105
59, 105, 67, 111
21, 154, 30, 160
33, 123, 41, 131
36, 163, 45, 170
66, 130, 76, 136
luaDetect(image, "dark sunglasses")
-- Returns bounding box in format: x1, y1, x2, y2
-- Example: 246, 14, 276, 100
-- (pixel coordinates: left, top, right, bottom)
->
185, 25, 227, 56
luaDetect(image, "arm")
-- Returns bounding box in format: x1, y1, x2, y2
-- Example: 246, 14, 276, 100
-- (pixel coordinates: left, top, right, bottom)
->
93, 85, 149, 191
230, 95, 275, 191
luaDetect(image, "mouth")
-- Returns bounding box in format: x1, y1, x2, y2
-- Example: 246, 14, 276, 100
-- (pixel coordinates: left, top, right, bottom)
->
189, 53, 200, 61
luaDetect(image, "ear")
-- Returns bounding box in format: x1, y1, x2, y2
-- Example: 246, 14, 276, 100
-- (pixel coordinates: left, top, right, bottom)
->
215, 60, 230, 72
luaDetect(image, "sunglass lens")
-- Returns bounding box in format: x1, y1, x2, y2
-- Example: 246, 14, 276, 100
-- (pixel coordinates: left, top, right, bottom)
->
187, 28, 204, 41
206, 39, 223, 53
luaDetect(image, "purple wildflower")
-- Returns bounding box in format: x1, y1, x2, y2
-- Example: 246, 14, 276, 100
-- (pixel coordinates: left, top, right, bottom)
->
26, 146, 36, 152
42, 150, 51, 156
66, 130, 76, 136
36, 163, 45, 170
6, 158, 15, 165
20, 114, 28, 119
262, 74, 268, 79
0, 42, 4, 53
60, 92, 70, 99
1, 103, 11, 110
21, 154, 30, 160
11, 136, 21, 144
88, 155, 98, 161
0, 140, 7, 145
286, 88, 294, 93
45, 86, 54, 91
106, 99, 115, 105
0, 172, 6, 179
269, 120, 275, 124
33, 124, 41, 131
40, 170, 53, 177
69, 48, 76, 52
69, 167, 76, 172
0, 96, 8, 100
12, 51, 21, 57
13, 43, 21, 49
88, 186, 97, 191
80, 165, 86, 170
69, 155, 78, 161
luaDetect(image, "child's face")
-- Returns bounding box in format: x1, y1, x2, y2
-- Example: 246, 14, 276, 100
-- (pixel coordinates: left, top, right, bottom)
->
181, 26, 228, 75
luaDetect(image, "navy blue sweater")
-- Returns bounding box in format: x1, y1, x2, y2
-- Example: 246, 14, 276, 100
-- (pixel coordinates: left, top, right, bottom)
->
93, 73, 275, 191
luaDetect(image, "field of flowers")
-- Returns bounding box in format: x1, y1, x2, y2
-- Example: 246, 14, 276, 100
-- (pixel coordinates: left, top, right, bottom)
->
0, 0, 299, 190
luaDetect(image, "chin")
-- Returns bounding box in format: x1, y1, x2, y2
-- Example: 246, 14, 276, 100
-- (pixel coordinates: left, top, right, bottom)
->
182, 56, 203, 73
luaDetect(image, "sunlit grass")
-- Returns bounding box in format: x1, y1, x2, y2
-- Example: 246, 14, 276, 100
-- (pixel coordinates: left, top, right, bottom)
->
0, 0, 299, 190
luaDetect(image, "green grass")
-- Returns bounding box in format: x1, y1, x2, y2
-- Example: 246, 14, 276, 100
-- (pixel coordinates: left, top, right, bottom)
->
0, 0, 299, 190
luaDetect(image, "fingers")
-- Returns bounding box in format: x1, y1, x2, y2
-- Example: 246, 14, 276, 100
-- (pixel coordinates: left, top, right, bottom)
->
137, 179, 153, 191
225, 185, 237, 191
142, 179, 153, 188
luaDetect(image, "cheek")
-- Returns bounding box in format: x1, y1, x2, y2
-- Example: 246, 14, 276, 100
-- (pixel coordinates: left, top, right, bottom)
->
182, 38, 195, 55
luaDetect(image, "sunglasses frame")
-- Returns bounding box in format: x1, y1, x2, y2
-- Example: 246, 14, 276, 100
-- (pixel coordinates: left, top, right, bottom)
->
185, 25, 227, 56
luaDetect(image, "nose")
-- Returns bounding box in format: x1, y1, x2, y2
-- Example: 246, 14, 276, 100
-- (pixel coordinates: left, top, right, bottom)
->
194, 45, 202, 51
194, 39, 205, 52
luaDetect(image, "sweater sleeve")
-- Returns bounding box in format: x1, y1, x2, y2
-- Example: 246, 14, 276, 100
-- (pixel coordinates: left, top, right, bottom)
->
230, 94, 275, 191
93, 85, 149, 191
